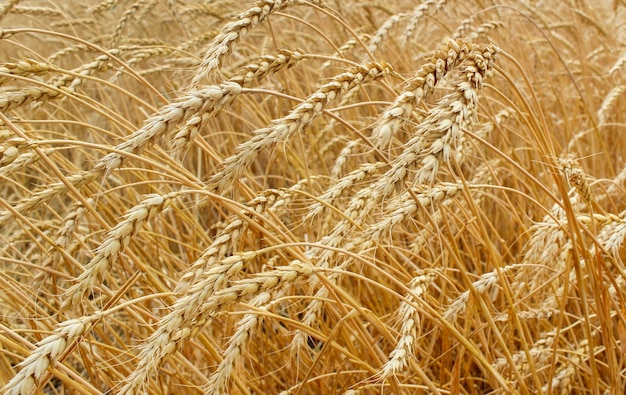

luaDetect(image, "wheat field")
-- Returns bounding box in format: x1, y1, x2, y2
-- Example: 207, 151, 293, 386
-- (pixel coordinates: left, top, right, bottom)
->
1, 0, 626, 394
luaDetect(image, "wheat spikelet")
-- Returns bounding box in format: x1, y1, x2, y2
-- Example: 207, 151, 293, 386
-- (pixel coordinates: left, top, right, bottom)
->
597, 85, 626, 126
0, 60, 51, 85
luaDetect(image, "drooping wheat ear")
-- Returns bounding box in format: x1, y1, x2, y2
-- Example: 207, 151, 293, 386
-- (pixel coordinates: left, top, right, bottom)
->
293, 183, 462, 354
322, 36, 366, 69
511, 215, 567, 297
89, 0, 118, 13
60, 192, 178, 312
443, 264, 517, 323
206, 290, 280, 394
10, 5, 63, 17
329, 138, 363, 179
49, 50, 122, 93
32, 198, 92, 291
610, 49, 626, 75
494, 330, 556, 374
209, 61, 394, 193
402, 0, 447, 45
367, 13, 407, 55
171, 49, 306, 159
230, 49, 306, 88
464, 21, 503, 41
190, 0, 320, 86
112, 46, 174, 81
541, 340, 595, 394
364, 182, 464, 247
1, 315, 99, 395
0, 59, 51, 85
118, 260, 314, 395
175, 190, 282, 294
595, 210, 626, 260
597, 85, 625, 126
371, 38, 484, 150
347, 45, 497, 227
558, 155, 593, 205
0, 49, 122, 112
0, 82, 242, 227
411, 159, 500, 254
0, 147, 56, 178
0, 0, 20, 19
308, 161, 385, 220
180, 3, 232, 21
376, 270, 436, 380
0, 83, 65, 113
111, 0, 148, 46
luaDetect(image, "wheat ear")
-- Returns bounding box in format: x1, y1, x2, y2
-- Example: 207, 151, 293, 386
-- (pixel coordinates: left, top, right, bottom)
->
346, 48, 497, 228
1, 315, 99, 395
209, 61, 394, 193
376, 271, 436, 380
0, 59, 50, 85
190, 0, 319, 86
170, 49, 306, 159
60, 193, 178, 311
0, 82, 242, 227
371, 38, 482, 150
118, 260, 314, 395
402, 0, 447, 45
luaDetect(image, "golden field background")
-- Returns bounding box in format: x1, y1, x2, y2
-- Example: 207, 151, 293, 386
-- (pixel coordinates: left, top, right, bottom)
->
1, 0, 626, 393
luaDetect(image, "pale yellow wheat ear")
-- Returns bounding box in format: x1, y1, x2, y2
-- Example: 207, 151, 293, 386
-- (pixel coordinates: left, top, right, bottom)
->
209, 61, 394, 193
190, 0, 321, 86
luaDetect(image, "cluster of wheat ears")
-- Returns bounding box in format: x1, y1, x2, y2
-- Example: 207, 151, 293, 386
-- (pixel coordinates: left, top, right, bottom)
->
2, 0, 626, 394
